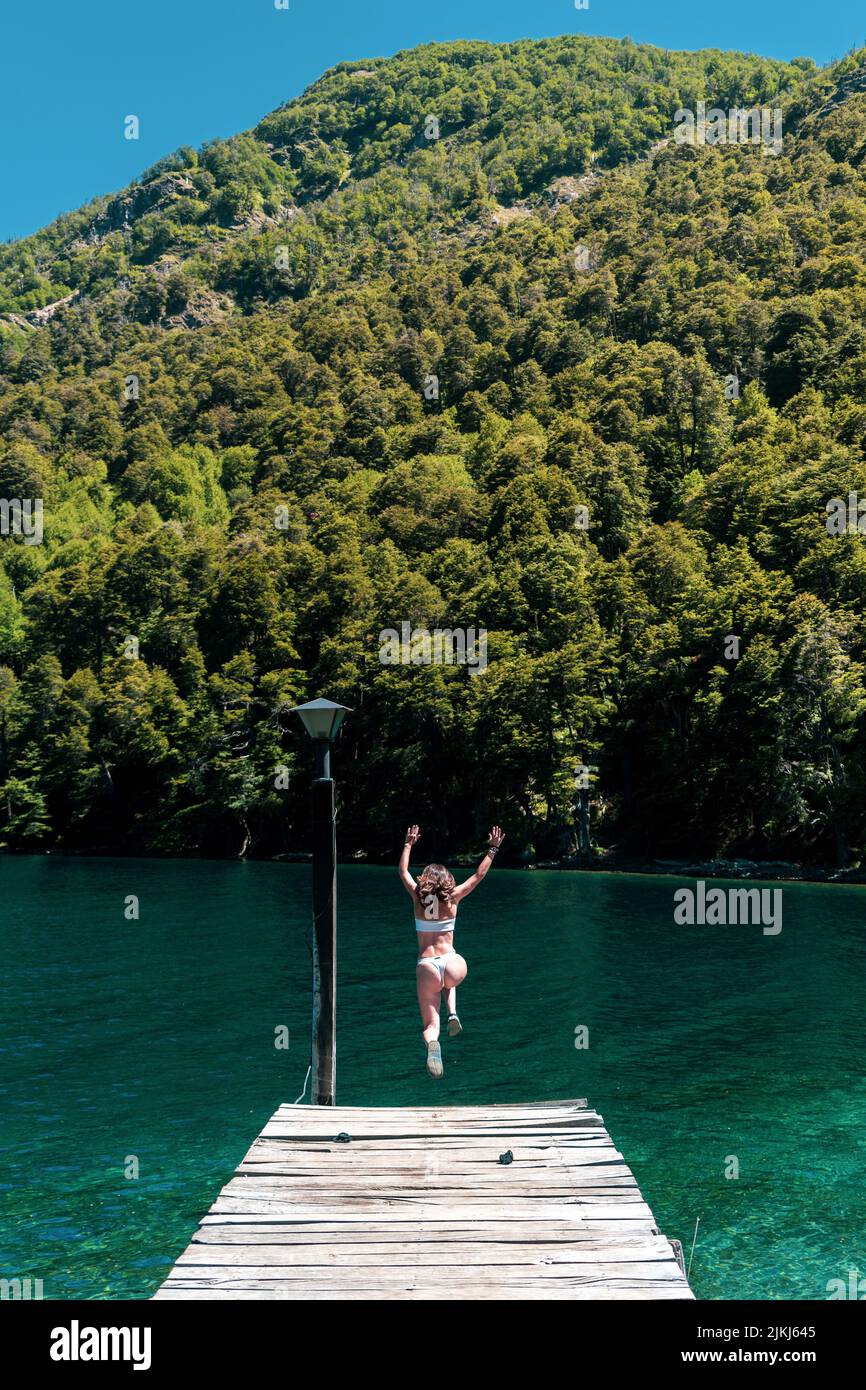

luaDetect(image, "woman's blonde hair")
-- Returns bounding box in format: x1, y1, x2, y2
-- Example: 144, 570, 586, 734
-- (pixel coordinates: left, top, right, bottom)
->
416, 863, 456, 908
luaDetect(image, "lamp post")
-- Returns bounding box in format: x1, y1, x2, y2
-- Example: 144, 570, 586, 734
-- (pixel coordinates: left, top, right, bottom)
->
291, 698, 351, 1107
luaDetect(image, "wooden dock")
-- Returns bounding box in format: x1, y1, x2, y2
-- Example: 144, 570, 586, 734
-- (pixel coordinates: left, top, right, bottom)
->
154, 1099, 693, 1300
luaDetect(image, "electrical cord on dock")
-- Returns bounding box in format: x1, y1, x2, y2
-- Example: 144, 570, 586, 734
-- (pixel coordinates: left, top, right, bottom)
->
292, 1063, 311, 1105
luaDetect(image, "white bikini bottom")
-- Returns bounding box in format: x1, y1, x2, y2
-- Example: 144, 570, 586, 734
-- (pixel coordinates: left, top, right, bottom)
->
417, 951, 453, 982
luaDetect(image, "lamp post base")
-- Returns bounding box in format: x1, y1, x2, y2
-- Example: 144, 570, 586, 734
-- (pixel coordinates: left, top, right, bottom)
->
311, 773, 336, 1106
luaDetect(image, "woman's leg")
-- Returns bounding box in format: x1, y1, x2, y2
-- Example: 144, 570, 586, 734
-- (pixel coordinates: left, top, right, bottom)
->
416, 961, 443, 1044
416, 961, 446, 1077
443, 956, 467, 1035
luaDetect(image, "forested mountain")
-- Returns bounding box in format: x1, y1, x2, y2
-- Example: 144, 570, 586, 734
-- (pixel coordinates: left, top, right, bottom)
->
3, 33, 866, 865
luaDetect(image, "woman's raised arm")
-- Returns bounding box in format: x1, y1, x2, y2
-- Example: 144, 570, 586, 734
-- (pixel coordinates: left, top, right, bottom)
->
399, 824, 420, 896
452, 826, 505, 901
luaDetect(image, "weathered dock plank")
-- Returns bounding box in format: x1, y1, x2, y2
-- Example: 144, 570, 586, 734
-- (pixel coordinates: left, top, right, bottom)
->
154, 1099, 694, 1300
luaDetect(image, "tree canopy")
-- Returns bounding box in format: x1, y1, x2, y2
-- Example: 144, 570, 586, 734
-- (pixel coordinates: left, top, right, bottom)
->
2, 34, 866, 866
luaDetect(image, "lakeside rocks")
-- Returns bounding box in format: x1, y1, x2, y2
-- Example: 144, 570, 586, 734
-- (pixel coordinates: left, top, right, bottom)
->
562, 856, 866, 884
327, 850, 865, 885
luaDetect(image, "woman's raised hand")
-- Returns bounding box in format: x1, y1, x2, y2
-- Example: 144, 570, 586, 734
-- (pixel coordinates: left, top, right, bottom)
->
488, 826, 505, 849
405, 825, 421, 845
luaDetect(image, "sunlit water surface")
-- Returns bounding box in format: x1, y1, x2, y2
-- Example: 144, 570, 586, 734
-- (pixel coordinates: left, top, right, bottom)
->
1, 856, 864, 1299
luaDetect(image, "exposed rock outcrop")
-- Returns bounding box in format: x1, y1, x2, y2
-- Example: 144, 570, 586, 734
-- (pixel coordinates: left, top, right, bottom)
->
87, 171, 197, 241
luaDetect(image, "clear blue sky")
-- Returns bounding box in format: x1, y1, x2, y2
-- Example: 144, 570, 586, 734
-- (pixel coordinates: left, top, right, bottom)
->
2, 0, 865, 242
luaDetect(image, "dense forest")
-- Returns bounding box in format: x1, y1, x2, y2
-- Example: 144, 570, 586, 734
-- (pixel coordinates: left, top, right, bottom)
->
3, 33, 866, 865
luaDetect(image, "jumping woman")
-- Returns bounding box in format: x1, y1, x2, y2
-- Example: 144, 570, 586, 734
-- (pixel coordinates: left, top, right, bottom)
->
399, 824, 505, 1078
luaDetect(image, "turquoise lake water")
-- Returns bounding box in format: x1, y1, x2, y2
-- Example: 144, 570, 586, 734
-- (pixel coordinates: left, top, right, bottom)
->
1, 855, 864, 1300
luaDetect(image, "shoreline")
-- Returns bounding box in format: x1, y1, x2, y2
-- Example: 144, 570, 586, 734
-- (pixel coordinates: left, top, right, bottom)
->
2, 845, 865, 885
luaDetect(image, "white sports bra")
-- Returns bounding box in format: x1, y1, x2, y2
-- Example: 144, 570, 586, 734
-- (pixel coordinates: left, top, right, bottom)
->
415, 916, 456, 933
414, 891, 457, 933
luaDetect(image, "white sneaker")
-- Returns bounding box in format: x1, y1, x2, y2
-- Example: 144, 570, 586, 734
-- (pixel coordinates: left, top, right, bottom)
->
426, 1040, 443, 1077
